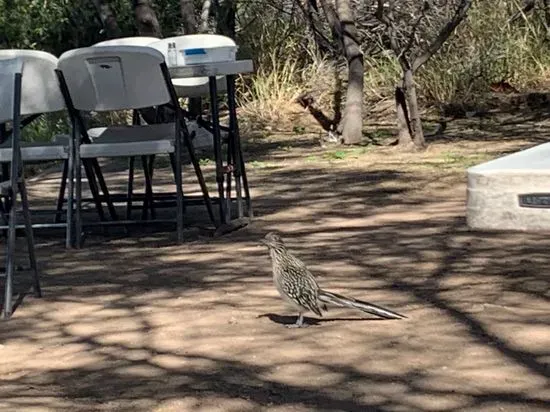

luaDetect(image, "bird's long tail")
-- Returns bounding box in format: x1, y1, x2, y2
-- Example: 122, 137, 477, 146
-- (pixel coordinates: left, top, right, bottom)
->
318, 289, 406, 319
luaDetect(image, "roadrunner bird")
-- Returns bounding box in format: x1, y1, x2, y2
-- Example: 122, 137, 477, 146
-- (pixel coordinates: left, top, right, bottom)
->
260, 232, 406, 328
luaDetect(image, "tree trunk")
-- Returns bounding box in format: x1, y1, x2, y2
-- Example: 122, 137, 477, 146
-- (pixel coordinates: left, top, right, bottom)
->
180, 0, 198, 34
199, 0, 213, 33
403, 69, 425, 149
394, 71, 425, 151
178, 1, 202, 117
297, 0, 332, 55
335, 0, 363, 145
395, 87, 414, 148
544, 0, 550, 35
94, 0, 121, 39
214, 0, 236, 38
132, 0, 161, 37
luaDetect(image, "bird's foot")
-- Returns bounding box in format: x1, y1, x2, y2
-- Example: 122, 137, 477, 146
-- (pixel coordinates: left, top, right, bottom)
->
285, 313, 307, 328
285, 323, 309, 328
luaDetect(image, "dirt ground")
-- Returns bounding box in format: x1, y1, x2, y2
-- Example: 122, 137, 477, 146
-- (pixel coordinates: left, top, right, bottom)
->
0, 115, 549, 411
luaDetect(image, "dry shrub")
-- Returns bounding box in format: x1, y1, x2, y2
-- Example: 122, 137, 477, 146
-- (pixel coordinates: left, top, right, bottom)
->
237, 52, 338, 132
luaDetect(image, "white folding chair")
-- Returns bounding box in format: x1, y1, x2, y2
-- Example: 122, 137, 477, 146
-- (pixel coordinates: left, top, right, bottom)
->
91, 36, 172, 220
0, 50, 74, 232
56, 45, 214, 247
0, 50, 114, 247
93, 36, 160, 47
91, 38, 220, 222
0, 57, 42, 319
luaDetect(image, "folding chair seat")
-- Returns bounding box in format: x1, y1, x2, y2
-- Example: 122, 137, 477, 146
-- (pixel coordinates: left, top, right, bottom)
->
0, 138, 68, 162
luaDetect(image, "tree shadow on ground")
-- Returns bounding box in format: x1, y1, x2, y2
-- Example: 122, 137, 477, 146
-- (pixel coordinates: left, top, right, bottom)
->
0, 133, 549, 411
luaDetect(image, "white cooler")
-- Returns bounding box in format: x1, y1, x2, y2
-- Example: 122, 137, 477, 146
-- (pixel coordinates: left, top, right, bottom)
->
467, 142, 550, 231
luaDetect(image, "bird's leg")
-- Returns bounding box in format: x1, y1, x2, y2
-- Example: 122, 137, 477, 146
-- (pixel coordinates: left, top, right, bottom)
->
286, 312, 307, 328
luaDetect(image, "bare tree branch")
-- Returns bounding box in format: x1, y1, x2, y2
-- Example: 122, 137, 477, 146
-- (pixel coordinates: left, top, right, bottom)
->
375, 0, 390, 26
318, 0, 343, 50
375, 0, 401, 58
509, 0, 536, 24
412, 0, 473, 72
293, 0, 334, 55
199, 0, 213, 33
403, 1, 430, 57
544, 0, 550, 29
373, 0, 473, 149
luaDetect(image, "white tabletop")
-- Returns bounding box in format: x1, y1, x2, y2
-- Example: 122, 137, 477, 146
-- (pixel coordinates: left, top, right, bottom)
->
169, 60, 254, 78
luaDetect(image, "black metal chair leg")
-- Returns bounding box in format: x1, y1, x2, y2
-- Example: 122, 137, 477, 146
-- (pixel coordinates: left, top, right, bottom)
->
141, 155, 154, 221
90, 159, 118, 221
1, 163, 8, 183
82, 160, 106, 222
19, 181, 41, 298
181, 128, 216, 225
3, 191, 16, 319
174, 121, 184, 243
169, 153, 178, 182
3, 71, 21, 319
240, 153, 252, 217
0, 196, 8, 226
127, 156, 135, 220
168, 153, 185, 220
0, 125, 6, 183
66, 118, 75, 249
74, 148, 83, 249
148, 155, 156, 219
54, 159, 69, 224
148, 155, 155, 179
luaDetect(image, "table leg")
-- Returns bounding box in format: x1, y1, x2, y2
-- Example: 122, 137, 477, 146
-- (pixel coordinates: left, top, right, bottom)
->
208, 76, 227, 224
174, 114, 184, 244
74, 127, 83, 248
225, 133, 233, 222
226, 74, 250, 218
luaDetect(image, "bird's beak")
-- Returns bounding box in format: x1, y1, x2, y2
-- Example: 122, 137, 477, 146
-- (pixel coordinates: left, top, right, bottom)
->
259, 239, 268, 246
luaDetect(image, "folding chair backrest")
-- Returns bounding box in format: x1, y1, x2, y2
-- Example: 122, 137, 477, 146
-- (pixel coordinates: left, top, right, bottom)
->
0, 50, 65, 123
0, 57, 24, 124
93, 36, 160, 47
57, 46, 170, 112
